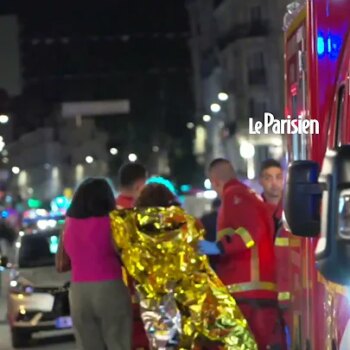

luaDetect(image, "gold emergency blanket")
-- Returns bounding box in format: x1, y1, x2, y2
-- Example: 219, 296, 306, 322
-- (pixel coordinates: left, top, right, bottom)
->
110, 206, 257, 350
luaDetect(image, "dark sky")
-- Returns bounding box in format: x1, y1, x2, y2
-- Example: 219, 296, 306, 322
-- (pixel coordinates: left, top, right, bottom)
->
0, 0, 189, 33
0, 0, 198, 183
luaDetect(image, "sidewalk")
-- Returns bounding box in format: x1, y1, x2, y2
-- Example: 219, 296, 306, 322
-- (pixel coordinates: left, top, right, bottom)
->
0, 296, 6, 323
0, 270, 9, 323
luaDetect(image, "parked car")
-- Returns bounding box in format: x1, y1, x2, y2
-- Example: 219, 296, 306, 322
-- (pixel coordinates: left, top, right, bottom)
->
1, 229, 71, 348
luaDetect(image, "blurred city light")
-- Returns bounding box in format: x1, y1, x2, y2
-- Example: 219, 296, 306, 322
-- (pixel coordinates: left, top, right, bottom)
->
239, 142, 255, 159
1, 210, 9, 219
147, 176, 177, 194
0, 115, 9, 124
128, 153, 138, 162
218, 92, 229, 101
247, 158, 255, 180
180, 184, 192, 192
187, 122, 195, 129
152, 146, 160, 152
110, 147, 118, 155
204, 178, 212, 190
12, 166, 20, 175
210, 103, 221, 113
196, 190, 217, 199
203, 190, 217, 199
10, 280, 18, 287
51, 195, 71, 214
37, 220, 49, 230
28, 198, 43, 209
50, 235, 59, 253
3, 157, 8, 164
85, 156, 94, 164
203, 115, 211, 123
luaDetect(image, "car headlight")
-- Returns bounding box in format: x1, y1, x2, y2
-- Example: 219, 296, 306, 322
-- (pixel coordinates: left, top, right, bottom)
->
338, 189, 350, 239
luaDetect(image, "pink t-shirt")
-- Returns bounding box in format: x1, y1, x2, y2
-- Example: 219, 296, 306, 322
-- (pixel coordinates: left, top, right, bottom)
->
63, 216, 122, 283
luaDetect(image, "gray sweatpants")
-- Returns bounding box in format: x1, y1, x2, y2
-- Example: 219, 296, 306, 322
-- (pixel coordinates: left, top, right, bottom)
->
69, 279, 132, 350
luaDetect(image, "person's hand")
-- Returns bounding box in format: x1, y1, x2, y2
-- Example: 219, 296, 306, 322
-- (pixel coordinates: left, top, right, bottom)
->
198, 240, 221, 256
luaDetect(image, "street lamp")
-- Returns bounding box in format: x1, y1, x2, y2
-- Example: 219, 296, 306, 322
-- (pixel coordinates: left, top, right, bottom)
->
210, 103, 221, 113
152, 146, 160, 153
128, 153, 138, 162
110, 147, 118, 156
12, 166, 20, 175
218, 92, 229, 101
0, 115, 9, 124
203, 115, 211, 123
85, 156, 94, 164
186, 122, 195, 129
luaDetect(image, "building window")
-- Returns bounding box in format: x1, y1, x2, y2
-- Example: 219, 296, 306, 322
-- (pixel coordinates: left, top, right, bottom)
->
248, 52, 266, 85
248, 52, 264, 70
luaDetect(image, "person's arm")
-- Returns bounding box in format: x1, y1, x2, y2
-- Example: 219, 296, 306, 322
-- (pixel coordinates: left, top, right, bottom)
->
216, 191, 261, 256
55, 223, 71, 273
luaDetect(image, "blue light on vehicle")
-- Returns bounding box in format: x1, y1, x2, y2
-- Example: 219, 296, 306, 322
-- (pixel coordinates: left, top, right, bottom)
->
317, 34, 325, 55
317, 33, 342, 59
328, 34, 342, 59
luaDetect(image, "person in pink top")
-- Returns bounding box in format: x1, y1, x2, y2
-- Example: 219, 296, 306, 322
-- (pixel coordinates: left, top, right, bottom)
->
63, 178, 132, 350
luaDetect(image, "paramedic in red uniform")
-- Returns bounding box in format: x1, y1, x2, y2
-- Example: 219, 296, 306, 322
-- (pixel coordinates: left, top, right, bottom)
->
198, 158, 286, 350
116, 162, 149, 349
259, 159, 293, 346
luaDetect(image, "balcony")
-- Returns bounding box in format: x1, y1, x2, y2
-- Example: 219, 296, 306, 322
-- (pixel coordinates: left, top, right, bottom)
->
248, 68, 267, 86
217, 20, 269, 50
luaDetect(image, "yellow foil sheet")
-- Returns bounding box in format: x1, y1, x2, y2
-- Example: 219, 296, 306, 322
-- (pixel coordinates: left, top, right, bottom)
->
110, 206, 257, 350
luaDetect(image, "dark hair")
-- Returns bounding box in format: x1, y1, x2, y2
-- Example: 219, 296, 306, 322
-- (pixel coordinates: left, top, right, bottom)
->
118, 163, 147, 188
260, 159, 282, 176
135, 183, 179, 207
67, 178, 116, 218
208, 158, 230, 171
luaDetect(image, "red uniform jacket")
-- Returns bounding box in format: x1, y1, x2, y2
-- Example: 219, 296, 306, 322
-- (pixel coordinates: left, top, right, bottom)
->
216, 179, 277, 300
262, 195, 295, 304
